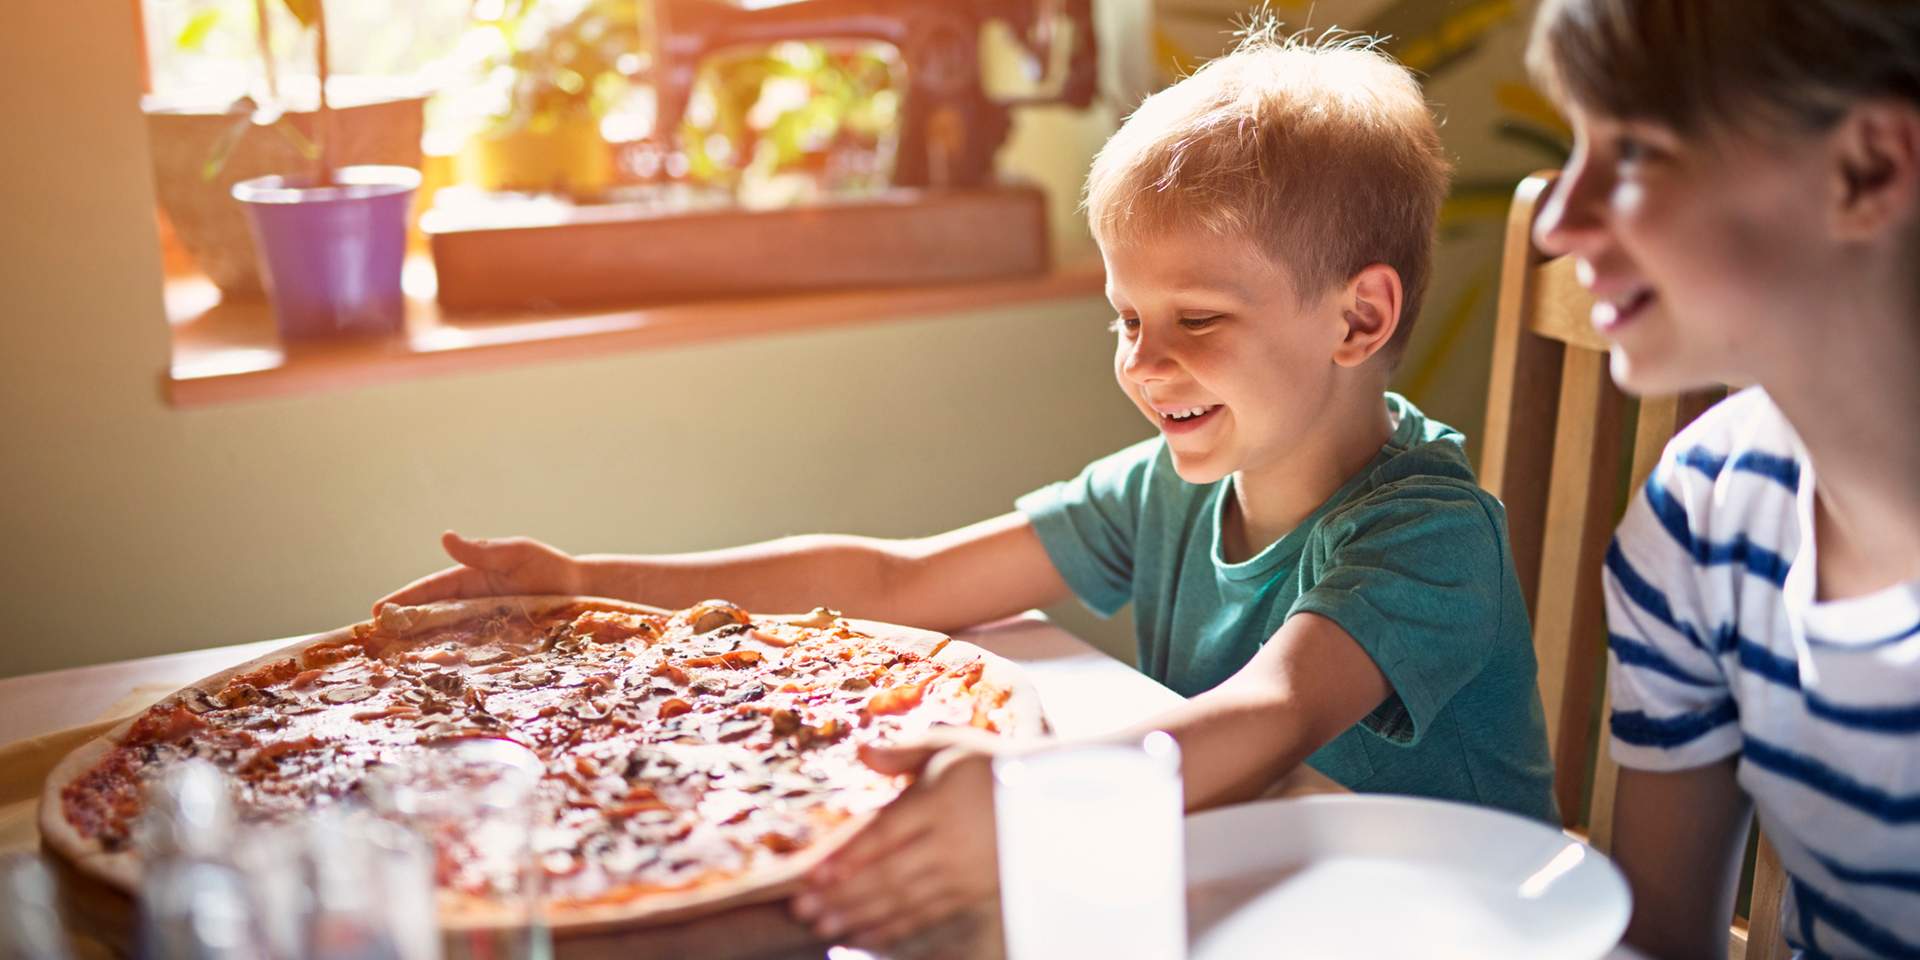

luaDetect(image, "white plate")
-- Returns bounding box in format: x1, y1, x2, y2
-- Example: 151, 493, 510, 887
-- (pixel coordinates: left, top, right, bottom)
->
1185, 795, 1630, 960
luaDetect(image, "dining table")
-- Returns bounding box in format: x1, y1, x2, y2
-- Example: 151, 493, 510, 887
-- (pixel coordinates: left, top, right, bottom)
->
0, 612, 1643, 959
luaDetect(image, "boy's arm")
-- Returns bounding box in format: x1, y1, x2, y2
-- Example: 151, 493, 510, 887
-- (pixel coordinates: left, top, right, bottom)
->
1612, 759, 1753, 960
1133, 611, 1388, 809
793, 612, 1390, 945
375, 512, 1073, 634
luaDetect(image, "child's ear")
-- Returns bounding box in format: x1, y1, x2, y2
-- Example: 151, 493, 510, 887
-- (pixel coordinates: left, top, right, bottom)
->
1830, 99, 1920, 242
1332, 263, 1403, 368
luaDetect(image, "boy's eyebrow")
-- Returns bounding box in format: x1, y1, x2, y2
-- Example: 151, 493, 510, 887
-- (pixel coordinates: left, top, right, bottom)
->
1105, 278, 1258, 309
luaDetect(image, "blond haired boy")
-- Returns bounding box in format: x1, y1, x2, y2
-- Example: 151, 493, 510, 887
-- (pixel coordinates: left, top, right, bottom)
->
383, 29, 1555, 946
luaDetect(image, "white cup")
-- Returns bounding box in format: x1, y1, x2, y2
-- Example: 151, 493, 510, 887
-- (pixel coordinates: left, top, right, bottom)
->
993, 731, 1187, 960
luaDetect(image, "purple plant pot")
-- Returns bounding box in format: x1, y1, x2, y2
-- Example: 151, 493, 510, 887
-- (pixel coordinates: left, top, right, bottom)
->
232, 165, 421, 339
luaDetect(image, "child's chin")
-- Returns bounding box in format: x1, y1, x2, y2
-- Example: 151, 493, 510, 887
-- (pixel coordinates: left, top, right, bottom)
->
1608, 350, 1718, 398
1167, 456, 1229, 486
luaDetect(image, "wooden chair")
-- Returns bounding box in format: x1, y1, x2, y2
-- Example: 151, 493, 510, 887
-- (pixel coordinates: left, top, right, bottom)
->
1478, 172, 1789, 960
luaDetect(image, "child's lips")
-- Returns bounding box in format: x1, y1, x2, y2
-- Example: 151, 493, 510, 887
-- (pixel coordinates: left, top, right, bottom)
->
1592, 287, 1656, 334
1156, 403, 1221, 434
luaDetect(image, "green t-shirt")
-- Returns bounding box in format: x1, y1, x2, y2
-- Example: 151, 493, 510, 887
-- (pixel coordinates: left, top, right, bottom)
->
1017, 393, 1556, 823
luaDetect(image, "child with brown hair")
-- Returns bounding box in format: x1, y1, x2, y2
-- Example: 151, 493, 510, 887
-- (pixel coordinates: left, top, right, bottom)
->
1527, 1, 1920, 956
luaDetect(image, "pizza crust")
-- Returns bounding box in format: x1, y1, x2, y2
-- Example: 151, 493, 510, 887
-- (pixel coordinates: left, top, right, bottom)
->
39, 596, 1046, 937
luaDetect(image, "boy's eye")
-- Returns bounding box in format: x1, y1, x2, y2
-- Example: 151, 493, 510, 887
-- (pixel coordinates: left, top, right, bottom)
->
1179, 315, 1222, 330
1613, 134, 1647, 166
1108, 316, 1139, 335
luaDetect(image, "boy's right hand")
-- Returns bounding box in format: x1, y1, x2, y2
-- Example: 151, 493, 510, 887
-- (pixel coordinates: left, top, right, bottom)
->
374, 531, 587, 613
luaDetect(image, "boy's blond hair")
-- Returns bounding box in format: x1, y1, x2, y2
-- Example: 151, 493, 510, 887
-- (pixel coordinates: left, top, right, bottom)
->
1086, 28, 1451, 364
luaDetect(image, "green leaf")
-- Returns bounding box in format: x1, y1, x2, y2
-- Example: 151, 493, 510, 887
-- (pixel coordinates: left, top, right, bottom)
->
271, 116, 320, 160
280, 0, 320, 30
174, 9, 221, 53
199, 113, 253, 182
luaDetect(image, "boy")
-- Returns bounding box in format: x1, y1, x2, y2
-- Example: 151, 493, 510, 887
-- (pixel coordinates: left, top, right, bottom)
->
384, 28, 1555, 946
1527, 1, 1920, 957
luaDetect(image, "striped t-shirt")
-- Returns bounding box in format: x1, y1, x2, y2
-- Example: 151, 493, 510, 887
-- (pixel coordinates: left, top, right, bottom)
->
1604, 387, 1920, 959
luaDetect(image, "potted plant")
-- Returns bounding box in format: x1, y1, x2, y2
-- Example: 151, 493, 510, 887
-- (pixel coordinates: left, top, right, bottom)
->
145, 1, 427, 300
228, 0, 421, 338
453, 0, 645, 197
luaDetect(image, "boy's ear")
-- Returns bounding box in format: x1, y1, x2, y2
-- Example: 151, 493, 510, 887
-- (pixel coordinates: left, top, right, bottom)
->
1829, 99, 1920, 242
1332, 263, 1403, 369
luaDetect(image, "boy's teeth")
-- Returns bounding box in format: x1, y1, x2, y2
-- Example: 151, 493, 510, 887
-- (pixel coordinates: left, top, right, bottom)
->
1165, 405, 1212, 420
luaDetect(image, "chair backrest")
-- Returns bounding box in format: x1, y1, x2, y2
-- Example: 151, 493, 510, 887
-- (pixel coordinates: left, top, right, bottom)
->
1478, 171, 1785, 960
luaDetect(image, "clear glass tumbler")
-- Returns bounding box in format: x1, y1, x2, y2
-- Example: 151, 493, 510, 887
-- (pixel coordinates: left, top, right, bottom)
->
993, 731, 1187, 960
364, 739, 551, 960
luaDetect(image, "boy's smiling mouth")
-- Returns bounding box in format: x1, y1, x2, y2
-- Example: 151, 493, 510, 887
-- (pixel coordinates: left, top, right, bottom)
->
1577, 259, 1658, 334
1593, 285, 1657, 333
1151, 402, 1223, 433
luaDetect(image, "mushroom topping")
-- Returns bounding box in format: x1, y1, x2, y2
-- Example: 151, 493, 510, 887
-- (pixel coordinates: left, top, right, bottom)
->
793, 718, 848, 750
721, 681, 767, 706
182, 689, 223, 714
423, 672, 464, 698
464, 648, 512, 667
320, 684, 377, 705
716, 716, 764, 742
622, 746, 680, 782
782, 607, 841, 629
513, 667, 555, 689
214, 683, 269, 710
688, 601, 750, 634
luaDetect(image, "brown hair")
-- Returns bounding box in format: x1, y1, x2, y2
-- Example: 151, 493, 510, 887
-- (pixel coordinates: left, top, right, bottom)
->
1084, 27, 1452, 365
1528, 0, 1920, 134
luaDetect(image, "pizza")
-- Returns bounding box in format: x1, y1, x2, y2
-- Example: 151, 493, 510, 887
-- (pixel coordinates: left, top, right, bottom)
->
39, 596, 1041, 933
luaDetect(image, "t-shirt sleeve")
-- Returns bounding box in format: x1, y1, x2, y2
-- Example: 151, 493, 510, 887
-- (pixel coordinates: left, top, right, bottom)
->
1603, 448, 1740, 771
1288, 480, 1513, 746
1014, 439, 1161, 617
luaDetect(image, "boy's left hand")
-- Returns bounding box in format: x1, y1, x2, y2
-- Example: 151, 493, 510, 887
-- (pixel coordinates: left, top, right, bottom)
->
791, 727, 1013, 947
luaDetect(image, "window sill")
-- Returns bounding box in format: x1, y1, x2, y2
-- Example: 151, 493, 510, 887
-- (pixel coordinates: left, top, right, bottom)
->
163, 257, 1107, 408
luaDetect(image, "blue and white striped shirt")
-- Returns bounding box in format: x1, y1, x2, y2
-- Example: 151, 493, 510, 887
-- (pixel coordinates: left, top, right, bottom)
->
1605, 387, 1920, 959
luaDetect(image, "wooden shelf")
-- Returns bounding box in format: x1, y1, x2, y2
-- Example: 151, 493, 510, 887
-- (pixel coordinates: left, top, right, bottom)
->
164, 257, 1106, 408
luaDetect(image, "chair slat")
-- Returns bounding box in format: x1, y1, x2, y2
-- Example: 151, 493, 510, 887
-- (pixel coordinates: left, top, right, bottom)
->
1588, 674, 1620, 853
1531, 347, 1626, 827
1593, 389, 1723, 851
1746, 832, 1793, 960
1481, 174, 1565, 620
1525, 256, 1613, 353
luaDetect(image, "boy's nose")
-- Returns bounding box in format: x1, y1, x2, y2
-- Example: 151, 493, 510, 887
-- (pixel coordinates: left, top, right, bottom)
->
1120, 335, 1175, 381
1532, 162, 1608, 258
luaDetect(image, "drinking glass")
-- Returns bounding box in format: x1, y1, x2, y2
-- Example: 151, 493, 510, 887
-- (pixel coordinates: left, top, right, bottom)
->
135, 760, 273, 960
993, 732, 1187, 960
0, 854, 72, 960
234, 807, 439, 960
364, 739, 551, 960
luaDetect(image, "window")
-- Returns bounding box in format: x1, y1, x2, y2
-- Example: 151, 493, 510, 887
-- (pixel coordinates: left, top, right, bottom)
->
142, 0, 1107, 406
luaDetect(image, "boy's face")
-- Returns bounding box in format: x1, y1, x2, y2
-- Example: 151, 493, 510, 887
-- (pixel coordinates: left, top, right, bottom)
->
1102, 229, 1350, 485
1533, 103, 1838, 395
